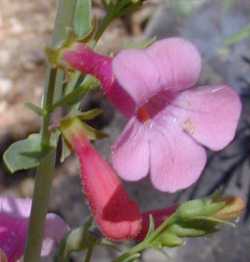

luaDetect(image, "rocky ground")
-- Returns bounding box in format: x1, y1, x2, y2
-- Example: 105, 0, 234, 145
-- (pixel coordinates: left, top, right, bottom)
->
1, 0, 250, 261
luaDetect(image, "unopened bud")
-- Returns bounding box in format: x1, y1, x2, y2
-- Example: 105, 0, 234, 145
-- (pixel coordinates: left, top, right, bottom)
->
214, 196, 245, 221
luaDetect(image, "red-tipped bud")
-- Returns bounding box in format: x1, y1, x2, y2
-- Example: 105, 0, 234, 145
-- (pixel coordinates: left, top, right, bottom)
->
135, 206, 177, 241
62, 43, 135, 117
61, 118, 142, 241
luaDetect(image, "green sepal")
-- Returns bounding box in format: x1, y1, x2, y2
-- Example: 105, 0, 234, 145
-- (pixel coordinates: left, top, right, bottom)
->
176, 198, 226, 220
72, 108, 103, 121
60, 117, 108, 143
168, 224, 206, 238
153, 232, 183, 248
60, 137, 72, 163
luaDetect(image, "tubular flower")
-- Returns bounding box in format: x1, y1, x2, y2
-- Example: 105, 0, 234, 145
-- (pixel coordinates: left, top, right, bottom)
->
0, 197, 68, 262
60, 118, 142, 241
63, 38, 242, 192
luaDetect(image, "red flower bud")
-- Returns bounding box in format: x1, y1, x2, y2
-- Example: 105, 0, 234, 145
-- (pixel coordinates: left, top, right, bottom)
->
61, 118, 142, 241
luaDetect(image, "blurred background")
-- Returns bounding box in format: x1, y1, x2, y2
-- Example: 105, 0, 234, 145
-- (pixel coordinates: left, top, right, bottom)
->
0, 0, 250, 261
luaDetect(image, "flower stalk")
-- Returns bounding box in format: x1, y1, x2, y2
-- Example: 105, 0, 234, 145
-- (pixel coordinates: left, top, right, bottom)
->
23, 1, 76, 261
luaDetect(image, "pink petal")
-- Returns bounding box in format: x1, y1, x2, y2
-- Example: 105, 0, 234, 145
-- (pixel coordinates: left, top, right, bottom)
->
149, 119, 207, 192
112, 38, 201, 107
168, 85, 242, 151
146, 38, 202, 91
112, 49, 161, 106
0, 197, 32, 218
0, 213, 27, 262
111, 118, 150, 181
0, 197, 68, 259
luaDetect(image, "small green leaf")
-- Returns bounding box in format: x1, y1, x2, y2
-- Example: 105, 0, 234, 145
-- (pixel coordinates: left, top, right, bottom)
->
25, 102, 44, 116
3, 134, 43, 173
74, 0, 92, 39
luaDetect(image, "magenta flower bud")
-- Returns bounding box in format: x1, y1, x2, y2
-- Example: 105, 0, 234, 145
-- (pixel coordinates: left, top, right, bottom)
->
63, 44, 135, 117
61, 118, 142, 241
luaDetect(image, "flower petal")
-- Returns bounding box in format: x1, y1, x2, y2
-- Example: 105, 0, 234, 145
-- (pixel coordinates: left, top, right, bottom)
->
149, 119, 206, 192
0, 213, 27, 262
113, 49, 161, 106
169, 85, 242, 150
0, 197, 32, 218
42, 214, 69, 256
112, 118, 150, 181
147, 37, 201, 91
112, 38, 201, 106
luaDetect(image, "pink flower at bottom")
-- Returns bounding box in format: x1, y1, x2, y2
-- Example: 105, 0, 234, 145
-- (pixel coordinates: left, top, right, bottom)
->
0, 197, 68, 262
61, 118, 142, 241
63, 38, 242, 192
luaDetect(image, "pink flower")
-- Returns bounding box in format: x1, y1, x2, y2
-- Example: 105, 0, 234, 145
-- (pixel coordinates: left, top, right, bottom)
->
63, 37, 242, 192
0, 197, 68, 262
61, 118, 142, 241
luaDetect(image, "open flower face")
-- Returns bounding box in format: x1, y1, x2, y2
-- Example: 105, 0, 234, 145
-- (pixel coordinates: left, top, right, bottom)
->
63, 37, 241, 192
111, 38, 241, 192
0, 197, 68, 262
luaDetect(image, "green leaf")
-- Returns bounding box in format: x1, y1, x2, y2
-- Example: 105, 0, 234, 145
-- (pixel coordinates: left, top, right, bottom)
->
74, 0, 92, 39
25, 102, 44, 116
3, 134, 43, 173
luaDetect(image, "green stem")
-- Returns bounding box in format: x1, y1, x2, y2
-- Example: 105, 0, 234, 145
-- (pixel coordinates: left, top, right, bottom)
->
23, 1, 77, 261
113, 215, 177, 262
84, 246, 94, 262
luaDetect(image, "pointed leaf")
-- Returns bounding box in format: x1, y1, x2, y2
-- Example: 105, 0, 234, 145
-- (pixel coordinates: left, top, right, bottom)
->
74, 0, 92, 39
25, 102, 44, 116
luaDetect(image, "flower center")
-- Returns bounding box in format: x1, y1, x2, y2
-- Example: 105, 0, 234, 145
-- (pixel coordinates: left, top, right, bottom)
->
136, 90, 177, 123
137, 106, 151, 123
